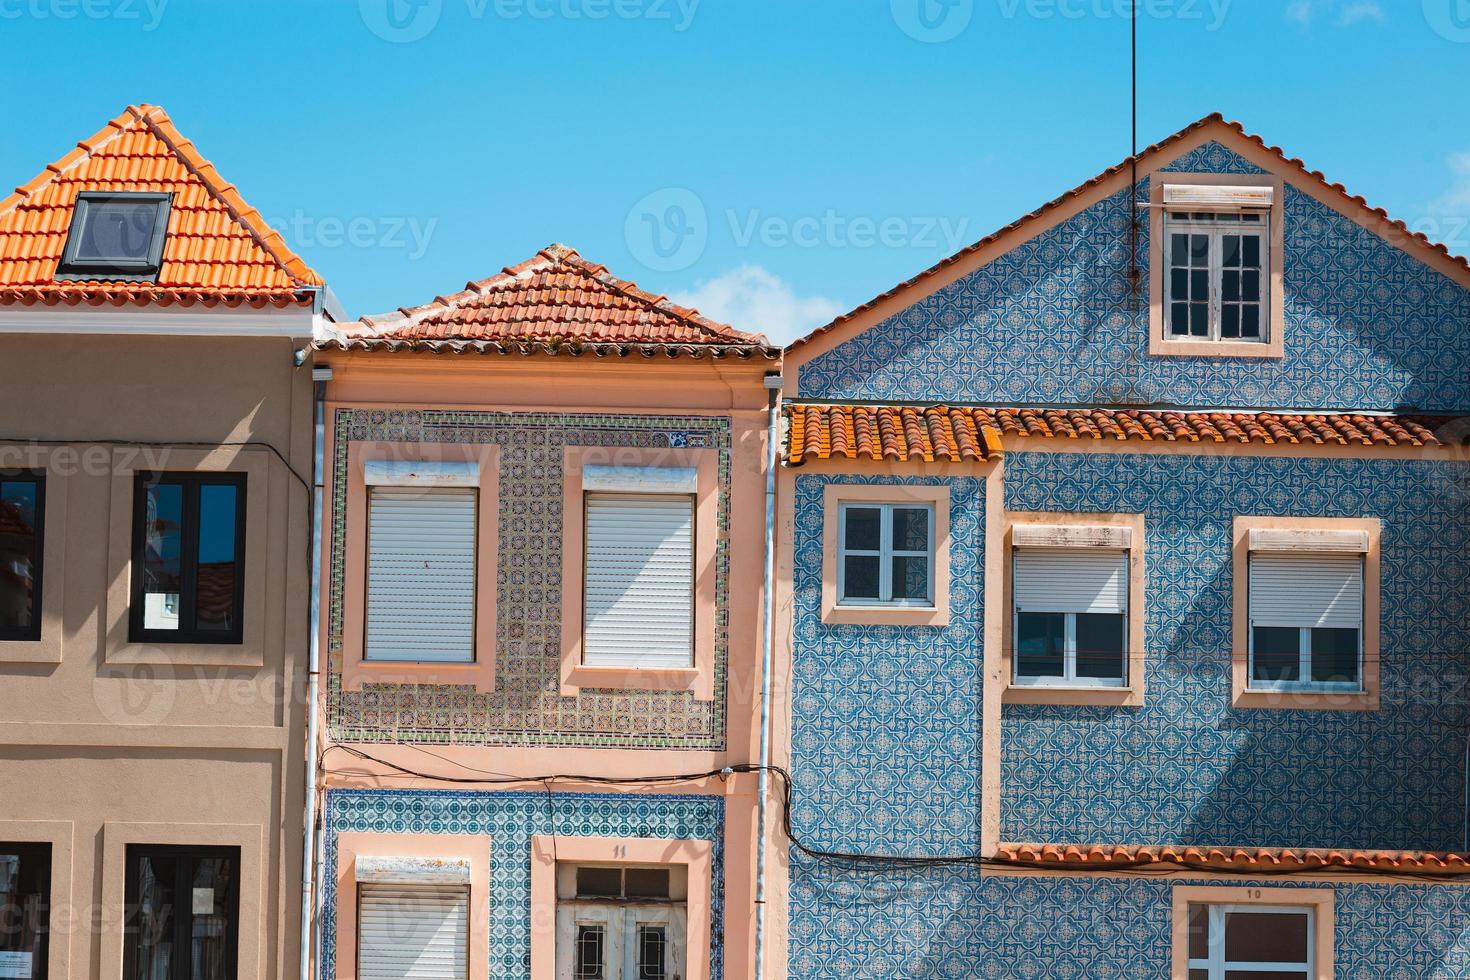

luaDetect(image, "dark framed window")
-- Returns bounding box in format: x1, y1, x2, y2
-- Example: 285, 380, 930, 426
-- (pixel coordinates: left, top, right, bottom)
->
123, 845, 239, 980
56, 192, 171, 281
0, 472, 44, 642
0, 842, 51, 980
130, 473, 247, 645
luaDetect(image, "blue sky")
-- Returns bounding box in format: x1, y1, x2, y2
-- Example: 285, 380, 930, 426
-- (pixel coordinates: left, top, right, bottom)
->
4, 0, 1469, 343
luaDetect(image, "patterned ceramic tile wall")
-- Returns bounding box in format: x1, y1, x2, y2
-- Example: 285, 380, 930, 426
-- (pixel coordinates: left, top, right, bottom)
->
1001, 451, 1470, 849
323, 789, 725, 980
787, 859, 1470, 979
790, 474, 985, 856
797, 143, 1470, 412
326, 409, 732, 750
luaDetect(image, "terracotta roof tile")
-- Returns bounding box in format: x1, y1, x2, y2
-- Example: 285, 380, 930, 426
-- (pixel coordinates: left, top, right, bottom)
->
789, 113, 1470, 353
0, 105, 320, 308
998, 843, 1470, 876
785, 404, 1457, 465
323, 245, 773, 355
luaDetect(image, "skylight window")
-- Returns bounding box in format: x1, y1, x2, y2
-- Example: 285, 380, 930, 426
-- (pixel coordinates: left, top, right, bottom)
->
56, 191, 171, 280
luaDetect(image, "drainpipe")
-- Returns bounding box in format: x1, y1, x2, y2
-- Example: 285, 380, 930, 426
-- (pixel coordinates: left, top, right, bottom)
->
300, 365, 331, 980
754, 371, 783, 979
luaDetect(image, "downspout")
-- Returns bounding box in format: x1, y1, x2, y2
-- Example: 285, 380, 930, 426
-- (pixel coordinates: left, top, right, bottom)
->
300, 365, 331, 980
754, 371, 783, 979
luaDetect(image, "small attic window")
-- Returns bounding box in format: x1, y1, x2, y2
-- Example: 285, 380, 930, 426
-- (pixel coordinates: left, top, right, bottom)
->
56, 192, 171, 281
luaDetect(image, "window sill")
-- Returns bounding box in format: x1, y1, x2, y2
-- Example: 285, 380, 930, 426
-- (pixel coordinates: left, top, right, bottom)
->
342, 658, 496, 694
1150, 338, 1283, 359
106, 643, 264, 669
1234, 687, 1378, 712
0, 637, 61, 665
561, 665, 710, 701
821, 603, 949, 628
1004, 684, 1143, 707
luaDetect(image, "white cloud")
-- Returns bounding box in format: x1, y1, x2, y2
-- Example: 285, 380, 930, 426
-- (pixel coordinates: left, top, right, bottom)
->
1337, 1, 1384, 25
1425, 151, 1470, 258
675, 265, 845, 347
1286, 0, 1383, 25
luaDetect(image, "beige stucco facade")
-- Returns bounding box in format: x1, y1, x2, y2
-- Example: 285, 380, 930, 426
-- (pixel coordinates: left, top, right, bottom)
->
0, 330, 314, 980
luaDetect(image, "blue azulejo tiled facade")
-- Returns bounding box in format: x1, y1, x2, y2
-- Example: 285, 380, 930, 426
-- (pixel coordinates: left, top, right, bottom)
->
1001, 451, 1470, 850
787, 863, 1470, 978
323, 790, 725, 979
797, 143, 1470, 413
782, 121, 1470, 978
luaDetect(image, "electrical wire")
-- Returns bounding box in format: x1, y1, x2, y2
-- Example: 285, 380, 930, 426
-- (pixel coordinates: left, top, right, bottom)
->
320, 745, 1470, 884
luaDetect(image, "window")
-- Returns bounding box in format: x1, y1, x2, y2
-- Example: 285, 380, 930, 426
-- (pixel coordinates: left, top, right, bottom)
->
1164, 210, 1269, 344
556, 864, 687, 980
364, 465, 479, 664
357, 884, 469, 980
0, 843, 50, 980
582, 466, 697, 670
837, 502, 934, 607
122, 845, 239, 980
130, 473, 246, 645
1013, 547, 1128, 687
0, 473, 44, 642
1248, 551, 1363, 691
57, 192, 171, 281
1185, 903, 1314, 979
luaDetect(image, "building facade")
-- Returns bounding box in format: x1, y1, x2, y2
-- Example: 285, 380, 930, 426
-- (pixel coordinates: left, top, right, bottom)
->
773, 116, 1470, 977
309, 246, 780, 979
0, 106, 327, 980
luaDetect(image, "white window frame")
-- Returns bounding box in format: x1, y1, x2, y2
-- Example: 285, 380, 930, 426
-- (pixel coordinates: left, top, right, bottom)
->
1010, 549, 1129, 689
835, 502, 935, 607
1187, 903, 1314, 979
1247, 553, 1365, 695
1162, 210, 1271, 346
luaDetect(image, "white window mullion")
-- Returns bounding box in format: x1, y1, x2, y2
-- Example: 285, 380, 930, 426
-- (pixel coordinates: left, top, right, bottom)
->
878, 506, 893, 602
1063, 613, 1078, 682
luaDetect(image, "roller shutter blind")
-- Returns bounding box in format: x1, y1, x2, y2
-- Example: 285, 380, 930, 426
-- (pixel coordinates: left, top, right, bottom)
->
1249, 553, 1363, 628
358, 884, 469, 980
366, 487, 477, 663
583, 493, 694, 668
1013, 548, 1127, 614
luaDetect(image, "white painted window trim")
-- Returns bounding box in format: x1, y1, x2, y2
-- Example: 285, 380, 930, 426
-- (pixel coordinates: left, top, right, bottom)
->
1010, 547, 1129, 689
1247, 552, 1365, 694
1187, 903, 1314, 979
1162, 210, 1271, 346
835, 502, 936, 608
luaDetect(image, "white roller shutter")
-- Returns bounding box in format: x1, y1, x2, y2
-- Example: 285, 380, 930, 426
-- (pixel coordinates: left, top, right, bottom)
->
366, 487, 477, 663
583, 493, 694, 668
358, 884, 469, 980
1013, 548, 1127, 614
1249, 553, 1363, 628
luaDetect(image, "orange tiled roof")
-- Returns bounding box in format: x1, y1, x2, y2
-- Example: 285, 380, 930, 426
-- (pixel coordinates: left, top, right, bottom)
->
998, 843, 1470, 876
785, 404, 1456, 465
0, 104, 320, 308
790, 113, 1470, 353
322, 244, 775, 357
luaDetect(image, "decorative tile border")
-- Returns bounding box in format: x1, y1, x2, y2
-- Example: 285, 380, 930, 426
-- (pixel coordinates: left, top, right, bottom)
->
327, 409, 731, 749
323, 789, 725, 980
